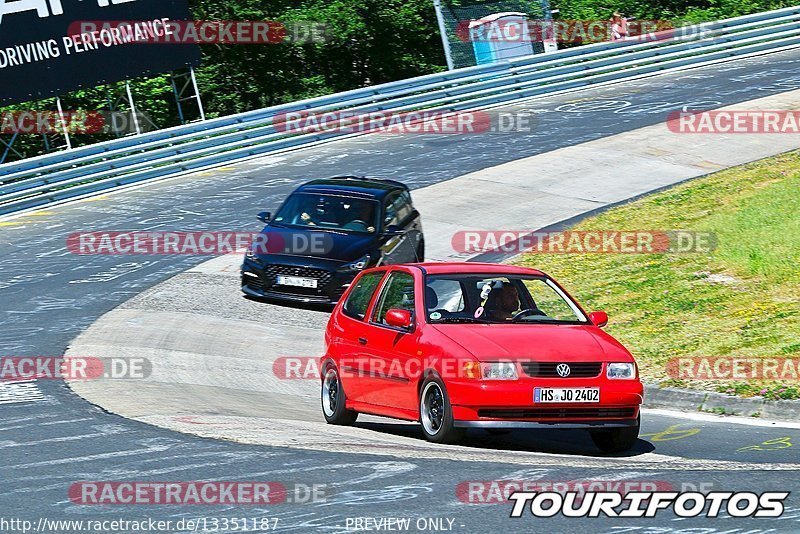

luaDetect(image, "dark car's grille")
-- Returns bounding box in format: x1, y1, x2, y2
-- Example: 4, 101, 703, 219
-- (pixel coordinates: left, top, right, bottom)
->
262, 264, 334, 294
478, 408, 636, 420
520, 362, 602, 378
242, 275, 264, 291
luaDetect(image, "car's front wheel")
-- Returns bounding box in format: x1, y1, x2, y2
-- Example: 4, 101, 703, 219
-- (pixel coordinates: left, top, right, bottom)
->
321, 365, 358, 425
590, 414, 640, 453
419, 376, 464, 444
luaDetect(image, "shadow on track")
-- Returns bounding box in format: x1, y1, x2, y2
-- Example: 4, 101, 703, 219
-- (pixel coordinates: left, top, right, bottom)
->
354, 421, 655, 457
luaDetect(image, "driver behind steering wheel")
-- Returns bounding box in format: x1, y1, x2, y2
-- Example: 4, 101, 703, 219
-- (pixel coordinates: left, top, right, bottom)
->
485, 282, 520, 321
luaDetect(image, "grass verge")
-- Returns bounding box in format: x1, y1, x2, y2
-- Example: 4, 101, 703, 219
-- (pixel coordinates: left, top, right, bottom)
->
514, 150, 800, 400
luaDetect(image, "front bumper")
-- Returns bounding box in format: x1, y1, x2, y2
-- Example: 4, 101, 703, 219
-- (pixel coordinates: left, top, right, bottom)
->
241, 258, 356, 304
447, 377, 643, 429
454, 419, 638, 429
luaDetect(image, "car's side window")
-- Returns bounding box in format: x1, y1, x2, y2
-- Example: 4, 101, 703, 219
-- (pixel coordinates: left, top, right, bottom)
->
342, 272, 384, 320
425, 279, 465, 313
394, 191, 413, 223
372, 272, 415, 325
383, 192, 400, 228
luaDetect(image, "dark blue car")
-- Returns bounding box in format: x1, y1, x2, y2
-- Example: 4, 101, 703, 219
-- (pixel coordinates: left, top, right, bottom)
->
241, 176, 424, 304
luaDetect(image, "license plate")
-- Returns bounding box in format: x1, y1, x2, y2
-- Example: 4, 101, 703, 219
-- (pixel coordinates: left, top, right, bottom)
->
534, 387, 599, 403
276, 275, 318, 288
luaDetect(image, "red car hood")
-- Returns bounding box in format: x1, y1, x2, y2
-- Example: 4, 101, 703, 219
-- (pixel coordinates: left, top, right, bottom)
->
430, 323, 631, 362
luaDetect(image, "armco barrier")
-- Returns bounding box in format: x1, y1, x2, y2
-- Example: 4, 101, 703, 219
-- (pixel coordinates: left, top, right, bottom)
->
2, 6, 800, 216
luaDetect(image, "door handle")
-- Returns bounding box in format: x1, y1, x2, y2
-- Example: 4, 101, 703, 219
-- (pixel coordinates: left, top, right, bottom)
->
358, 337, 368, 345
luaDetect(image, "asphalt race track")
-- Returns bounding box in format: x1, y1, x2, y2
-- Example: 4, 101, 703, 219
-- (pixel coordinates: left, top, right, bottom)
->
2, 49, 800, 532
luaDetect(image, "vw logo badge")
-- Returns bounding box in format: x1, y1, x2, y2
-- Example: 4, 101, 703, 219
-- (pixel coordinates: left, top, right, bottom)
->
556, 364, 571, 378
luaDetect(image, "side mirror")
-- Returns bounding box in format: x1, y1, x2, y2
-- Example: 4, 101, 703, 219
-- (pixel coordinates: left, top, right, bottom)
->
257, 211, 271, 224
589, 311, 608, 328
385, 308, 413, 329
384, 224, 403, 236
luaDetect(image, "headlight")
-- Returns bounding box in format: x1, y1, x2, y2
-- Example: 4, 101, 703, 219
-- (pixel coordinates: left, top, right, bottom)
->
245, 248, 261, 263
481, 362, 518, 380
607, 362, 636, 380
339, 254, 371, 272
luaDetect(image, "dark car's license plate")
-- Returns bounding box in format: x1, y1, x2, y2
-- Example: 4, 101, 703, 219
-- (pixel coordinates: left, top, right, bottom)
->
276, 275, 318, 288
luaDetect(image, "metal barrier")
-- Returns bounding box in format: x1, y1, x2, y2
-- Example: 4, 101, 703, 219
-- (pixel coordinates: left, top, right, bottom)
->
2, 6, 799, 216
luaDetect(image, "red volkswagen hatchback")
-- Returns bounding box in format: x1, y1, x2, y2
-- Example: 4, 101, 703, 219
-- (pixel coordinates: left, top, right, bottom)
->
320, 263, 643, 452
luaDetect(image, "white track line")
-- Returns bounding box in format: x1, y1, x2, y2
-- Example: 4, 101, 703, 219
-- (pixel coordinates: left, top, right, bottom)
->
0, 380, 45, 405
642, 408, 800, 429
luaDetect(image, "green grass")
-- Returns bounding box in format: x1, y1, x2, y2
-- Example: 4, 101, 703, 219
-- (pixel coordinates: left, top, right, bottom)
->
513, 151, 800, 399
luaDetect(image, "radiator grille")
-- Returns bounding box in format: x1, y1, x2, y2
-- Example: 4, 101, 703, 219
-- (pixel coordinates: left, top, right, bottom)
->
520, 362, 602, 378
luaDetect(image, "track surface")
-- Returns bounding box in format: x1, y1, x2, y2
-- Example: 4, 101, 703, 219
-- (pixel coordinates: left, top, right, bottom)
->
2, 49, 800, 531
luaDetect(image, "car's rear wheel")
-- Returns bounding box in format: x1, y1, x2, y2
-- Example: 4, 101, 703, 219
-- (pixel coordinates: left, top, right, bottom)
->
321, 365, 358, 425
416, 240, 425, 262
590, 415, 640, 453
419, 376, 464, 444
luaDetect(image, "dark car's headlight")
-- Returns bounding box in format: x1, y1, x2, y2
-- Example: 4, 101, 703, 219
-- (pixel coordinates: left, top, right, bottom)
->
338, 254, 371, 272
607, 362, 636, 380
245, 247, 262, 264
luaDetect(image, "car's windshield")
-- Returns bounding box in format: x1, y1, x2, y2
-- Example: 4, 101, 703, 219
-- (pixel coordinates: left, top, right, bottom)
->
272, 193, 379, 234
424, 274, 587, 324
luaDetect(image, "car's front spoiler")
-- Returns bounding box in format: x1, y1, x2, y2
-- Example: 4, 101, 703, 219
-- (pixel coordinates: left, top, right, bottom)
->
454, 419, 638, 429
241, 283, 338, 304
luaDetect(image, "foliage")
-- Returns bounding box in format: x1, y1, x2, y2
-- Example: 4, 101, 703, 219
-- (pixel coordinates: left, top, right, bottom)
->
554, 0, 796, 23
513, 151, 800, 400
1, 0, 797, 160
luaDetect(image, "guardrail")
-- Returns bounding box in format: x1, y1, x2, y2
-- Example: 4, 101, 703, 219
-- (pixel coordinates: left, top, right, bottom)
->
2, 6, 799, 216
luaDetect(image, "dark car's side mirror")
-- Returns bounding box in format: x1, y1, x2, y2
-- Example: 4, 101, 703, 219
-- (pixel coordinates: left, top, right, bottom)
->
383, 224, 403, 236
385, 309, 413, 329
589, 311, 608, 328
257, 211, 271, 224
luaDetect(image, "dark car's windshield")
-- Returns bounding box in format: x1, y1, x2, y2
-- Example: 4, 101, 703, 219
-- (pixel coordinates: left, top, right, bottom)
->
425, 274, 588, 324
272, 193, 379, 234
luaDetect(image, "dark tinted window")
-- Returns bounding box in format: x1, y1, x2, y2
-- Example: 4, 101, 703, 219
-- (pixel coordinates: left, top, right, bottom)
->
342, 272, 384, 320
273, 193, 378, 234
395, 191, 414, 222
383, 192, 400, 227
372, 272, 415, 325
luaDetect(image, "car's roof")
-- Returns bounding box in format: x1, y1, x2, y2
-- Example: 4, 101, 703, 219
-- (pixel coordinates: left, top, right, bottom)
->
296, 176, 408, 199
407, 262, 546, 277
